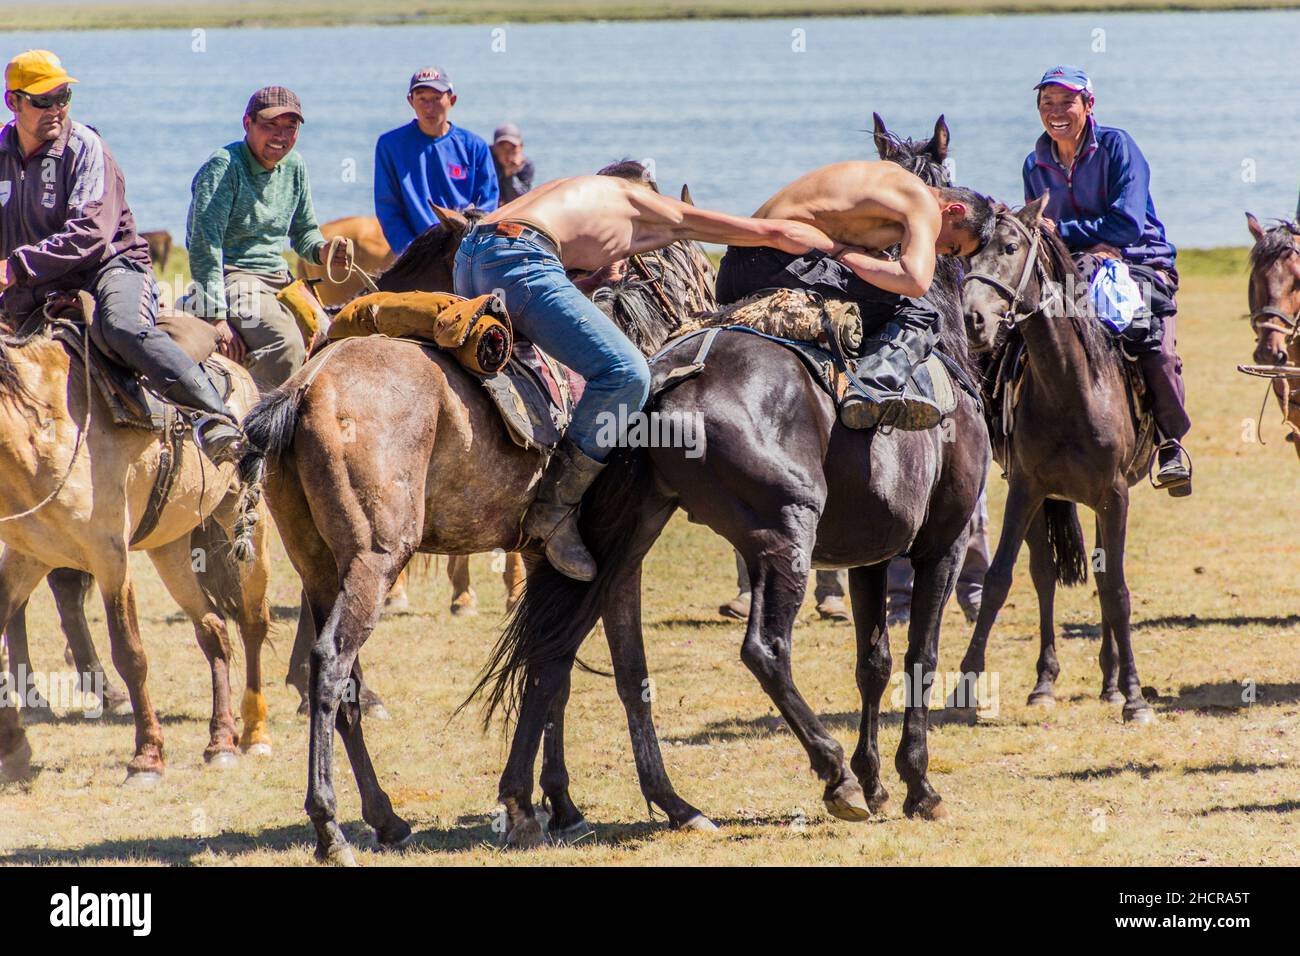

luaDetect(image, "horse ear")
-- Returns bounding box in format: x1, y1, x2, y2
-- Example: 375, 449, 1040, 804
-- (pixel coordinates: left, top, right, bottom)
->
1246, 212, 1266, 242
1019, 192, 1049, 227
428, 202, 467, 232
872, 112, 895, 159
680, 183, 695, 206
929, 115, 950, 163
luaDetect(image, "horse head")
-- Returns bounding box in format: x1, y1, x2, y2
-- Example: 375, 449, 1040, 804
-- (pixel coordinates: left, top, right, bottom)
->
376, 205, 481, 294
1246, 212, 1300, 367
962, 195, 1051, 352
872, 112, 951, 187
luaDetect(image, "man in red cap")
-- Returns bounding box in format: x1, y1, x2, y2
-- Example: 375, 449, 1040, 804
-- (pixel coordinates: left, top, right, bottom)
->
1, 49, 245, 460
184, 86, 345, 391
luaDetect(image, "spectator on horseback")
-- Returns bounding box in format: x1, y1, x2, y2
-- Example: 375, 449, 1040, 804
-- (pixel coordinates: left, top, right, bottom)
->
0, 50, 245, 462
375, 67, 499, 256
1023, 65, 1192, 495
455, 160, 836, 581
184, 86, 344, 393
716, 163, 994, 431
491, 124, 534, 205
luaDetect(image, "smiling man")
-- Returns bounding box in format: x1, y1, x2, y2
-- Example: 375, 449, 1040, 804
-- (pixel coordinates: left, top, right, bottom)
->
184, 86, 344, 392
1023, 65, 1191, 496
0, 49, 245, 461
374, 66, 499, 256
716, 161, 994, 430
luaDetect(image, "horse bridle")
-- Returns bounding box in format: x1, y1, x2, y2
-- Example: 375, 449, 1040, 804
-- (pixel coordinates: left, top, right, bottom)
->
961, 213, 1045, 329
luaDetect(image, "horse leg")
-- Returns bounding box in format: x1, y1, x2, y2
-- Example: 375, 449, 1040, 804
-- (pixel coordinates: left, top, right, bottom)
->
954, 483, 1041, 710
1024, 509, 1061, 706
602, 555, 714, 830
3, 596, 52, 718
739, 524, 865, 821
288, 589, 312, 714
898, 543, 965, 820
847, 562, 891, 814
49, 568, 131, 716
0, 552, 52, 781
503, 551, 526, 613
1094, 487, 1153, 723
447, 555, 477, 617
383, 567, 409, 613
146, 536, 239, 766
1095, 517, 1124, 703
537, 669, 590, 844
93, 556, 166, 782
307, 552, 408, 864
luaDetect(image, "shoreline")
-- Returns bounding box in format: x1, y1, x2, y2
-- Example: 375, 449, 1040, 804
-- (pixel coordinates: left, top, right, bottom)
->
1, 1, 1297, 33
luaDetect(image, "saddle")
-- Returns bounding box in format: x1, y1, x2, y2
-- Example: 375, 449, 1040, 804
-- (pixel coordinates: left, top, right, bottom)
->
986, 333, 1155, 478
649, 288, 968, 421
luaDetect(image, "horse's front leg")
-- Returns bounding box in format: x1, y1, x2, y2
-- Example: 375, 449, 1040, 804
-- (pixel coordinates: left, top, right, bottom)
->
1024, 509, 1061, 706
537, 669, 591, 844
1094, 486, 1153, 724
847, 562, 892, 815
0, 552, 50, 782
49, 568, 132, 716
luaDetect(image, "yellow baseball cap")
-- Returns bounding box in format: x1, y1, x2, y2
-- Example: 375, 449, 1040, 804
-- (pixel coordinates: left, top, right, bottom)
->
5, 50, 79, 95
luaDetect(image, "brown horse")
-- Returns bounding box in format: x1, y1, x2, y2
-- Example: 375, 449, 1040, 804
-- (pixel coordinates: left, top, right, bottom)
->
0, 325, 273, 785
954, 197, 1156, 722
1244, 214, 1300, 454
241, 205, 713, 863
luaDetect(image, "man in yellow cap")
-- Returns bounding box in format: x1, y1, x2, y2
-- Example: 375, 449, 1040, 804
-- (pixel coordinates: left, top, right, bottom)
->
0, 50, 244, 461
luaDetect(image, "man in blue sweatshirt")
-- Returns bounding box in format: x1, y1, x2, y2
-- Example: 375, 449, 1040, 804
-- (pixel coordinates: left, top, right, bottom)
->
1023, 66, 1191, 496
374, 66, 498, 256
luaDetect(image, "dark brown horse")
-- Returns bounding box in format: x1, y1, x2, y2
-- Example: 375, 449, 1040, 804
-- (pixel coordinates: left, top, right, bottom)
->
1243, 214, 1300, 453
954, 197, 1156, 722
472, 120, 990, 846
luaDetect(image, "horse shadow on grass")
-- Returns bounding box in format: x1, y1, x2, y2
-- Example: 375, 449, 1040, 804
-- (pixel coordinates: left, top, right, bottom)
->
0, 821, 315, 866
1148, 681, 1300, 715
665, 705, 980, 746
1062, 614, 1300, 641
1040, 758, 1293, 782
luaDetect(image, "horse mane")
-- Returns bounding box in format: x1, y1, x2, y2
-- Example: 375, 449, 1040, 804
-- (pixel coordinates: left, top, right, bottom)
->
377, 209, 484, 291
0, 330, 57, 408
876, 129, 949, 186
1030, 215, 1116, 373
1249, 219, 1300, 277
592, 241, 718, 355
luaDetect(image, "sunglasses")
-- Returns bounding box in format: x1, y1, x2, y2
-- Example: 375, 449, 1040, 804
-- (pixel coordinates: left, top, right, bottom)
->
16, 88, 73, 110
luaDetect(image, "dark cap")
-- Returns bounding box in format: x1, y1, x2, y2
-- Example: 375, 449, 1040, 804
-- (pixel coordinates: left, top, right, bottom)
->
493, 123, 522, 146
245, 86, 304, 122
409, 66, 452, 94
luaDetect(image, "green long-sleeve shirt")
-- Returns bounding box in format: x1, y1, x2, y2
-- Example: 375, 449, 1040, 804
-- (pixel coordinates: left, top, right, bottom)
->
185, 140, 326, 319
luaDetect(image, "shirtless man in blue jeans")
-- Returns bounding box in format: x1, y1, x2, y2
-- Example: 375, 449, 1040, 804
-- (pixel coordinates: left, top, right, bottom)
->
455, 162, 836, 581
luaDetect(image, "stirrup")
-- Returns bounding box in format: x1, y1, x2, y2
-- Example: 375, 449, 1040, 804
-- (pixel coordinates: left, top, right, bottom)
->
192, 413, 245, 465
1149, 438, 1192, 495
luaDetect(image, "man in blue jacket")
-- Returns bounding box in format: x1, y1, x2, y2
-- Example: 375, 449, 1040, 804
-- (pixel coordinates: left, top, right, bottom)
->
1023, 66, 1191, 496
374, 66, 498, 256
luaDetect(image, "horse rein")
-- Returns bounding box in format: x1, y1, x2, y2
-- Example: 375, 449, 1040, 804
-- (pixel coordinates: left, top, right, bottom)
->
961, 213, 1045, 330
324, 235, 381, 295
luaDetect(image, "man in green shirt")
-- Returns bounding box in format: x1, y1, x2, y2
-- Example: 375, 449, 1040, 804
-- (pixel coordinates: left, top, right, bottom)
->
184, 86, 345, 391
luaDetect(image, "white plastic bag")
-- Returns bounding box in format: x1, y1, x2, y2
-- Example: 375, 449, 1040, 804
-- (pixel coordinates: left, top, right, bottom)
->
1088, 258, 1145, 334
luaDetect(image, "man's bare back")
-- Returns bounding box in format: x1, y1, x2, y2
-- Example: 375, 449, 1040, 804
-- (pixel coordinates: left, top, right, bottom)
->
482, 175, 834, 272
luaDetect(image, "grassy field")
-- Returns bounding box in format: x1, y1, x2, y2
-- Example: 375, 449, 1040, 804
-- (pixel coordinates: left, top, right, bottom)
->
1, 0, 1297, 32
1, 247, 1298, 866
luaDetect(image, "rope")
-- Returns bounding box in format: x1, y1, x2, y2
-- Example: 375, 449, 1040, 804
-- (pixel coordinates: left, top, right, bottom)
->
323, 236, 380, 295
0, 318, 92, 524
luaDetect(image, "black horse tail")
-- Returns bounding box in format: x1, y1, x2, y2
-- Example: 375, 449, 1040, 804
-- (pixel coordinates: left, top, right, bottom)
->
1042, 499, 1088, 587
191, 518, 246, 623
462, 447, 656, 730
231, 385, 303, 562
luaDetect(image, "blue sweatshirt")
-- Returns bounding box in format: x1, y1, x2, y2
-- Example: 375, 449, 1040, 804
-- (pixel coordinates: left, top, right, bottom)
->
1022, 117, 1175, 271
374, 121, 499, 255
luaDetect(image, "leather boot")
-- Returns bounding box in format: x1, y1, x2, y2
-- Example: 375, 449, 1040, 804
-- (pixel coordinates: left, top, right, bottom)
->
523, 439, 607, 581
839, 319, 942, 431
163, 365, 246, 465
1152, 439, 1192, 498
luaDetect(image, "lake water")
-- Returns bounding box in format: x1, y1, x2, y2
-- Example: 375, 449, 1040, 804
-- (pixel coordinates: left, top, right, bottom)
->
3, 12, 1298, 249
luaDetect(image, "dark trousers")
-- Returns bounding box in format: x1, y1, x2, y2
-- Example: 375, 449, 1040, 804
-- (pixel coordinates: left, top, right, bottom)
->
91, 255, 199, 391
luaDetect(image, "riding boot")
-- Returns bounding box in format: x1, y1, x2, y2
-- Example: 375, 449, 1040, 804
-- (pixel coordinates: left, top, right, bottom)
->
523, 439, 607, 582
839, 319, 942, 431
163, 364, 247, 466
1152, 438, 1192, 498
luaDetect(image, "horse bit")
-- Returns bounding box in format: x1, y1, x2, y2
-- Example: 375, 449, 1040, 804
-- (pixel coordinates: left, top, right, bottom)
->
960, 213, 1045, 330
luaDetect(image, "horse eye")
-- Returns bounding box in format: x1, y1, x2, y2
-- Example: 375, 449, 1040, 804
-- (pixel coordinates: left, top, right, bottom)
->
1004, 242, 1018, 254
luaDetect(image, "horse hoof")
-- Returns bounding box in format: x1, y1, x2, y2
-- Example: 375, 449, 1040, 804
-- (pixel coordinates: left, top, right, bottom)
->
548, 817, 594, 845
824, 778, 873, 822
242, 742, 273, 758
1123, 705, 1156, 725
1027, 692, 1056, 708
108, 698, 134, 717
1101, 691, 1125, 705
504, 817, 546, 850
449, 603, 478, 618
867, 786, 890, 814
321, 843, 359, 867
296, 697, 310, 717
903, 795, 947, 821
0, 738, 33, 783
122, 770, 163, 789
376, 819, 414, 850
363, 702, 390, 721
205, 750, 240, 770
678, 814, 720, 833
382, 592, 409, 614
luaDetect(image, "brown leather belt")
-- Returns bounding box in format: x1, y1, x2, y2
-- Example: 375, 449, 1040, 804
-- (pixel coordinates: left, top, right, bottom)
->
470, 220, 561, 258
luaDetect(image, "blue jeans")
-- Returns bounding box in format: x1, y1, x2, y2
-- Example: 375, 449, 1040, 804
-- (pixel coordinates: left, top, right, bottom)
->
454, 229, 650, 461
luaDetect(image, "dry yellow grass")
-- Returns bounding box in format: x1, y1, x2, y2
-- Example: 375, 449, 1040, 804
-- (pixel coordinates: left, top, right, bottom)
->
1, 255, 1297, 866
